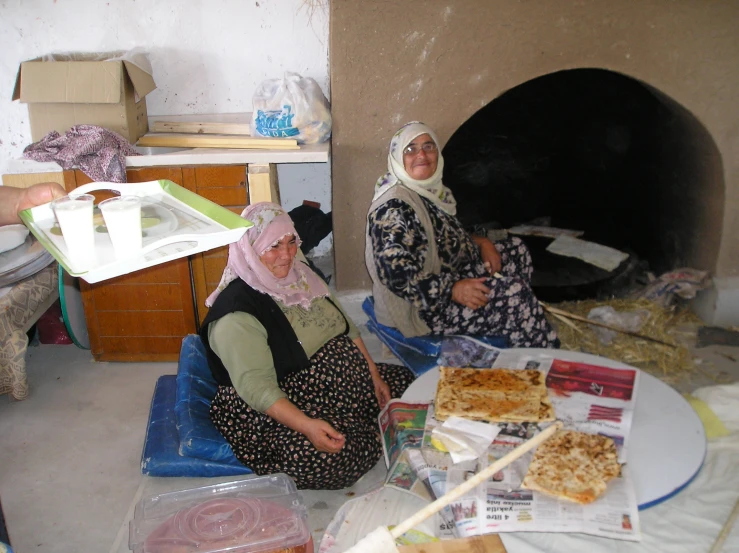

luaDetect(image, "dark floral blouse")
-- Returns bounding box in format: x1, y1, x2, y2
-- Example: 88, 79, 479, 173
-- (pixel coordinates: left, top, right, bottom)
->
368, 197, 485, 318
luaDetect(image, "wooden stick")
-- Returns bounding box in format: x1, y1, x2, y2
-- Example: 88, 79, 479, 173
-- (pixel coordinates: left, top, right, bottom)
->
390, 421, 563, 539
709, 496, 739, 553
541, 303, 678, 348
151, 120, 252, 136
548, 310, 584, 334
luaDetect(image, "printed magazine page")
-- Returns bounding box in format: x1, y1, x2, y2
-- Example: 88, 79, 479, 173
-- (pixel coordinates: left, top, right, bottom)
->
378, 400, 435, 498
378, 400, 428, 469
384, 448, 433, 501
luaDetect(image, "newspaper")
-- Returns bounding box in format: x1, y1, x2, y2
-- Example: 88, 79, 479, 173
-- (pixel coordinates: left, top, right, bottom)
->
378, 400, 428, 470
380, 337, 642, 541
378, 400, 457, 538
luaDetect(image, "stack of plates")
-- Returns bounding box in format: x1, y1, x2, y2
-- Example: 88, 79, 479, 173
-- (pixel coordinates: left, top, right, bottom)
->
0, 226, 54, 288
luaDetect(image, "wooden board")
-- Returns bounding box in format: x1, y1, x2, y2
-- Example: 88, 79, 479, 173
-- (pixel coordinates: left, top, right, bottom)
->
398, 535, 508, 552
136, 133, 299, 150
247, 163, 280, 205
2, 170, 73, 190
151, 120, 252, 135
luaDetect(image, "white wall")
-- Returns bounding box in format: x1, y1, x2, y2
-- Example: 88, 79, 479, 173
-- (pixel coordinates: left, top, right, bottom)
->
0, 0, 333, 254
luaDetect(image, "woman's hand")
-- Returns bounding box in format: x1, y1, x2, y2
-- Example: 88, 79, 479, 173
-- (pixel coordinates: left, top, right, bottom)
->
1, 182, 66, 226
452, 278, 491, 310
265, 398, 345, 453
371, 372, 392, 409
352, 336, 391, 408
303, 418, 346, 453
471, 235, 502, 275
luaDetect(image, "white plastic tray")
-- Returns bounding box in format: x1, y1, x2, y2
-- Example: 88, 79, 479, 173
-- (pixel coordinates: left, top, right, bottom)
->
20, 180, 252, 283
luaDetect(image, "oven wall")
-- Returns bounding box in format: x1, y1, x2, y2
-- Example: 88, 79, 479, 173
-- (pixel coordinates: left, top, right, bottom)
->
330, 0, 739, 291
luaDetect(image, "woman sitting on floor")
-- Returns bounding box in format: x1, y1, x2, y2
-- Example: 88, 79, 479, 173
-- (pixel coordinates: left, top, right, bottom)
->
200, 202, 414, 490
365, 121, 558, 348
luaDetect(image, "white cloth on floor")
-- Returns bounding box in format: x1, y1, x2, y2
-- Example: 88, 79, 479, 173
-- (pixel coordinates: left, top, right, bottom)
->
319, 486, 438, 552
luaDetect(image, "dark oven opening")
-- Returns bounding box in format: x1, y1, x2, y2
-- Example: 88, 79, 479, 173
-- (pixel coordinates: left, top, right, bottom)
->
442, 68, 724, 302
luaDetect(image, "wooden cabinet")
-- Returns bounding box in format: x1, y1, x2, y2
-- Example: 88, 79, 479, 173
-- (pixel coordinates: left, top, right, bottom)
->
184, 165, 249, 326
70, 165, 252, 361
80, 259, 196, 361
1, 170, 75, 190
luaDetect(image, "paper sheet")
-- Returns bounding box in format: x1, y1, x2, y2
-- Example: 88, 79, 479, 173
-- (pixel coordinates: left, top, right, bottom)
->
432, 417, 501, 464
546, 235, 629, 271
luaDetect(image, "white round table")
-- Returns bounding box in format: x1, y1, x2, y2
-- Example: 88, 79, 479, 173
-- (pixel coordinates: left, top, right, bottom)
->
401, 348, 707, 510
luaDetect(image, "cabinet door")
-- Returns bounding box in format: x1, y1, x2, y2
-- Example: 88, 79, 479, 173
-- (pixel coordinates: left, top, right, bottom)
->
80, 260, 196, 361
74, 167, 184, 186
184, 166, 248, 325
76, 167, 197, 361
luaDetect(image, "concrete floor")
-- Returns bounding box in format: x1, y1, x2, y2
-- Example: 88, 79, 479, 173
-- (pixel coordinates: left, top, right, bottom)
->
1, 277, 738, 552
0, 286, 393, 553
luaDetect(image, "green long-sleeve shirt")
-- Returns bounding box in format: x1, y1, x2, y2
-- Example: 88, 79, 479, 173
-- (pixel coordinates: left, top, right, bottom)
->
208, 294, 360, 412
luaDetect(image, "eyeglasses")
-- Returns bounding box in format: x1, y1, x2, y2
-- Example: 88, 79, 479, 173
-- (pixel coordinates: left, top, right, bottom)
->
403, 142, 438, 156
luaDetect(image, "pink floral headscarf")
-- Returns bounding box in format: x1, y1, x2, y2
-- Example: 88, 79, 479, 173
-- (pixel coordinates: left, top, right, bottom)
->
205, 202, 329, 308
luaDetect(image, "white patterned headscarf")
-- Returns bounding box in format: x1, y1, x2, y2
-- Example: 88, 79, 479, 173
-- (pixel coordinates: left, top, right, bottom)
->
372, 121, 457, 215
205, 202, 329, 308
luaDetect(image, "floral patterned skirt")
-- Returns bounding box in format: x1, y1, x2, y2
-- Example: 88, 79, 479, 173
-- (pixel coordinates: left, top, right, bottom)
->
210, 335, 415, 490
422, 236, 559, 348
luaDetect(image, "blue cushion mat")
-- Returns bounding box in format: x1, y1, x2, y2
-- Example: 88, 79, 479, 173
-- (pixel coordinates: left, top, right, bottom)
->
362, 296, 508, 376
140, 374, 251, 477
175, 335, 240, 462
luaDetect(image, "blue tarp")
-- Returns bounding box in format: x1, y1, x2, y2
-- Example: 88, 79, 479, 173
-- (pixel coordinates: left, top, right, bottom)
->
361, 296, 508, 376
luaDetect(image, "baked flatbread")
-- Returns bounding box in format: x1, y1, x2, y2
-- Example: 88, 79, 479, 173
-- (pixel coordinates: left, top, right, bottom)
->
434, 366, 555, 423
521, 429, 621, 504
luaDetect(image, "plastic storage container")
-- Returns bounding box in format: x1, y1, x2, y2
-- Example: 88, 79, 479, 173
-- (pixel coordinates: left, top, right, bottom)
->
128, 474, 313, 553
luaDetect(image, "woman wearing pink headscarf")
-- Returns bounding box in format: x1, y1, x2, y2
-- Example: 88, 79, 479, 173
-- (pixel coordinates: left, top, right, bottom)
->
200, 202, 414, 490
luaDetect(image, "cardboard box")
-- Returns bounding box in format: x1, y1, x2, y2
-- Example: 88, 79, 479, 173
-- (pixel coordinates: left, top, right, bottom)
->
12, 51, 156, 144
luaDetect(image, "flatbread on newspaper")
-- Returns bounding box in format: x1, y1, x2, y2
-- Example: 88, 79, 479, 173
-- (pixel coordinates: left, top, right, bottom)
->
521, 429, 622, 504
434, 366, 555, 423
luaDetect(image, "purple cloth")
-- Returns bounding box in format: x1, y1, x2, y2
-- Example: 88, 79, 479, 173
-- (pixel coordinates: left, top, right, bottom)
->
23, 125, 140, 183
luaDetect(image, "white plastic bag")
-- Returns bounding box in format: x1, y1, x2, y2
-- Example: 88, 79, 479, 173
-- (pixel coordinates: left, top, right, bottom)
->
251, 72, 331, 144
587, 306, 650, 345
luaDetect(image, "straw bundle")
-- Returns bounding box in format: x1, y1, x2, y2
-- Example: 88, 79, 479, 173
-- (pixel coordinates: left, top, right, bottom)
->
547, 298, 713, 386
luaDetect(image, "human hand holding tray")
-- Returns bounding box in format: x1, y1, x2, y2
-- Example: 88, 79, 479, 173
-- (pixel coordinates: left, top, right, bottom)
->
19, 179, 252, 283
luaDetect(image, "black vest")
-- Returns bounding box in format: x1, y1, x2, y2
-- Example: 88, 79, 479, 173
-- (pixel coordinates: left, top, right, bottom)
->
199, 277, 347, 385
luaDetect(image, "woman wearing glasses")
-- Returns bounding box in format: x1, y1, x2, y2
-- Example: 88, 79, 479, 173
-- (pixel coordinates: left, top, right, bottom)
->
365, 121, 558, 348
